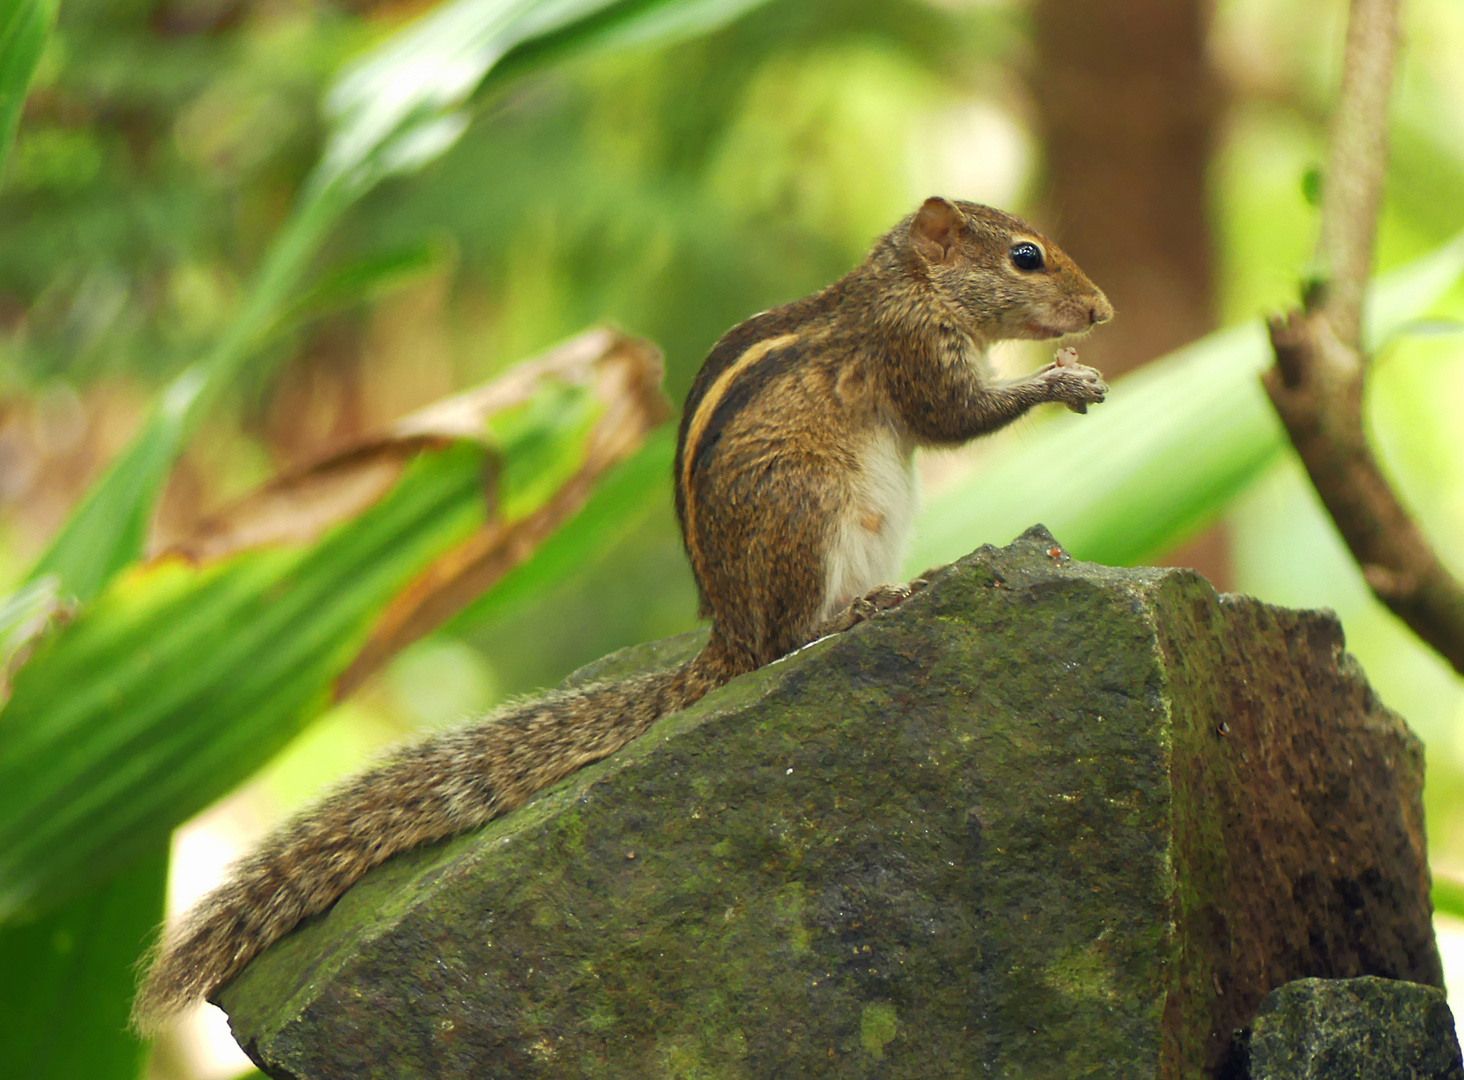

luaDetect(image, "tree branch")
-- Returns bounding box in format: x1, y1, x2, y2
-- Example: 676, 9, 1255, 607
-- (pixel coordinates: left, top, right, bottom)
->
1314, 0, 1401, 350
1263, 0, 1464, 676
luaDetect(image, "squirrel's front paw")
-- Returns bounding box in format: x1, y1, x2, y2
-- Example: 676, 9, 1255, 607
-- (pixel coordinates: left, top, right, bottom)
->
1037, 361, 1107, 414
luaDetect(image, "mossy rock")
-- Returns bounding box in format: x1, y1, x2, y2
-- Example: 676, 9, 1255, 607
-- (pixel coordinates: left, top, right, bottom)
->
1239, 976, 1462, 1078
218, 526, 1441, 1079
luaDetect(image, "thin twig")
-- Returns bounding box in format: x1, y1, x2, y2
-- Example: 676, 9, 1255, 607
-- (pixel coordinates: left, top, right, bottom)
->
1314, 0, 1402, 350
1263, 0, 1464, 676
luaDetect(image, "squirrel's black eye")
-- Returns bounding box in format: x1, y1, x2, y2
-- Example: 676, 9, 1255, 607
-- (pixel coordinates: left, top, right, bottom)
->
1009, 242, 1043, 271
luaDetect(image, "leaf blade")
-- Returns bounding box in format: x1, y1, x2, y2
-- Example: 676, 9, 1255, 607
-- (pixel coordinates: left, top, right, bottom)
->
0, 850, 166, 1080
0, 331, 665, 918
0, 0, 57, 184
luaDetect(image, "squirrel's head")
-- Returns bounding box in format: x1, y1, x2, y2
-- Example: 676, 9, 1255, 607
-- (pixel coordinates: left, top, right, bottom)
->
903, 196, 1113, 343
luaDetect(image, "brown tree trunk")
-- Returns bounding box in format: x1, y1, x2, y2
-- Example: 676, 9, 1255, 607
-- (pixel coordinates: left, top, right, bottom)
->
1030, 0, 1227, 583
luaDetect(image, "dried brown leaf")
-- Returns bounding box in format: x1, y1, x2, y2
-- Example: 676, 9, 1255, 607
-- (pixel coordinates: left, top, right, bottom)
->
333, 329, 668, 698
162, 436, 452, 564
158, 328, 662, 567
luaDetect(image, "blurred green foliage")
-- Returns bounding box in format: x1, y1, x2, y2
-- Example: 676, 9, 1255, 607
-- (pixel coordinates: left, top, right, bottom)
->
3, 0, 1464, 1076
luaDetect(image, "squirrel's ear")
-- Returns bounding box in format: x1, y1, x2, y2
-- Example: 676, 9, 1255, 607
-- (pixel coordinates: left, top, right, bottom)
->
911, 197, 963, 264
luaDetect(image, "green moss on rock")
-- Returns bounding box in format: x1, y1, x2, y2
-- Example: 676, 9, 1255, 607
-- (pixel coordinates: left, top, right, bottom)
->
219, 527, 1440, 1079
1241, 976, 1462, 1078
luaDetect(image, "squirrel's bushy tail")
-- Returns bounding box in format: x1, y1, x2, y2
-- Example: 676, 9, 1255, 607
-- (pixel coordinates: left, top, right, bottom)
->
132, 649, 731, 1034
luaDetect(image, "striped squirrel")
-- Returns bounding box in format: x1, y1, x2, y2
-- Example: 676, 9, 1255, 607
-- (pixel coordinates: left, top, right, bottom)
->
133, 196, 1111, 1031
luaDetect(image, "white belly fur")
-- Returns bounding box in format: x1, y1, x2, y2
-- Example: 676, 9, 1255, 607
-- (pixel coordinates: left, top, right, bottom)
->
819, 430, 917, 622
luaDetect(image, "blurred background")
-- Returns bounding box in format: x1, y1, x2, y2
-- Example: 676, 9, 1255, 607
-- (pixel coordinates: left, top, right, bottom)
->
2, 0, 1463, 1075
